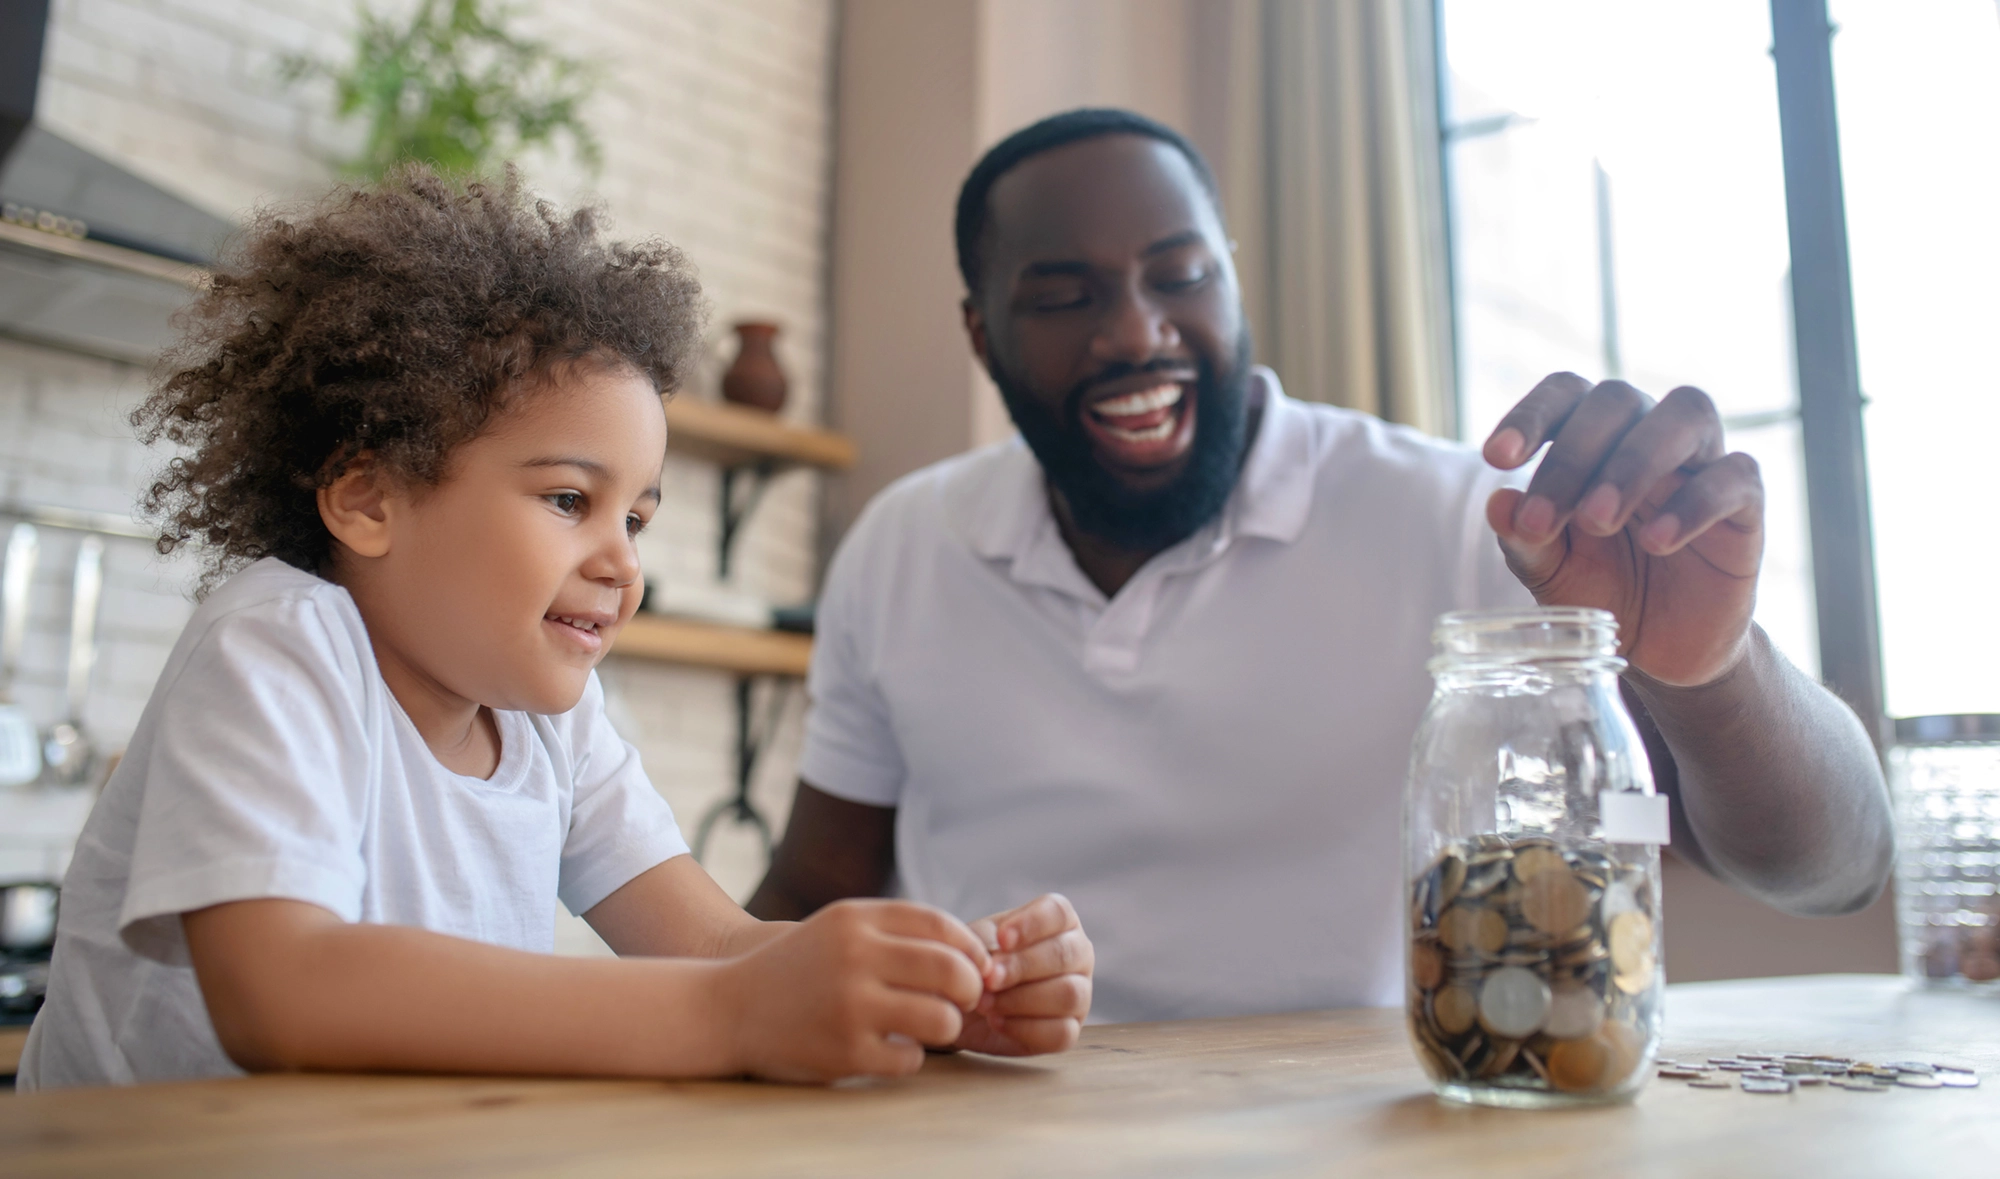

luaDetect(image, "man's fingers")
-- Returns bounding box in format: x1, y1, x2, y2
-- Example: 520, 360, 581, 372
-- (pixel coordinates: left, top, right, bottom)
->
987, 928, 1094, 991
986, 973, 1092, 1019
988, 893, 1080, 954
1571, 386, 1725, 537
1634, 451, 1764, 557
1514, 380, 1654, 542
1484, 371, 1594, 469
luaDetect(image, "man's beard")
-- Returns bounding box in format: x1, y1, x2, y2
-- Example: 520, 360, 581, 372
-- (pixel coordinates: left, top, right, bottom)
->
992, 331, 1253, 554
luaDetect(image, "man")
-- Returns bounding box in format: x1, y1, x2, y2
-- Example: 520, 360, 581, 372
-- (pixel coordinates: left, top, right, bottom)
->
749, 109, 1892, 1023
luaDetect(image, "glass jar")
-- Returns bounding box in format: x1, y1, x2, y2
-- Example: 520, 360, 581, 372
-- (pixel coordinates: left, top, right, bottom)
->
1890, 715, 2000, 991
1404, 607, 1667, 1108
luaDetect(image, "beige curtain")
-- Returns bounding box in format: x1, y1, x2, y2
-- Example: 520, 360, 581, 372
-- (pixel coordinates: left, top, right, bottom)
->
1210, 0, 1457, 436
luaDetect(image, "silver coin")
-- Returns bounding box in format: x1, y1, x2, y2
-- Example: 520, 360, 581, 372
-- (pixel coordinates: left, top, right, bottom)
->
1938, 1072, 1980, 1088
1837, 1080, 1887, 1092
1716, 1062, 1756, 1071
1688, 1078, 1733, 1089
1886, 1061, 1936, 1074
1895, 1073, 1944, 1089
1741, 1079, 1793, 1094
1477, 966, 1551, 1038
1658, 1067, 1706, 1079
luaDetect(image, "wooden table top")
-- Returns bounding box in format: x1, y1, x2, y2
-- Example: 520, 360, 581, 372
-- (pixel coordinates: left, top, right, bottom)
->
3, 974, 1995, 1177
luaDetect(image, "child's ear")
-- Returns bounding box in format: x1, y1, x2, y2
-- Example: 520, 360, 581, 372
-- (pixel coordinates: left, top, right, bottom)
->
317, 453, 396, 560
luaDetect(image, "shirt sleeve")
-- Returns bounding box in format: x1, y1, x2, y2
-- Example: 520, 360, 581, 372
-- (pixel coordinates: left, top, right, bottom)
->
796, 510, 908, 807
119, 595, 375, 965
1458, 461, 1538, 612
555, 673, 690, 916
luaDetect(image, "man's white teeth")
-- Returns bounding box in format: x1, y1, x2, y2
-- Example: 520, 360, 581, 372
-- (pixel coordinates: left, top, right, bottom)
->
1101, 418, 1177, 443
1092, 383, 1183, 420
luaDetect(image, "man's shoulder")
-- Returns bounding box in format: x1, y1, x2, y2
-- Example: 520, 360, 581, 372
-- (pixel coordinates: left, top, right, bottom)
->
841, 438, 1036, 559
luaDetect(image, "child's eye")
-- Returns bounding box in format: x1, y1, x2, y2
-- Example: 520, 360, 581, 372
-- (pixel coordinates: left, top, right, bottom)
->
547, 492, 583, 514
626, 513, 647, 537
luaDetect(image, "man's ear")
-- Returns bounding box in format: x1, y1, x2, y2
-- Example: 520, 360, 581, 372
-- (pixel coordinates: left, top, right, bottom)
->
317, 452, 396, 560
962, 297, 1001, 383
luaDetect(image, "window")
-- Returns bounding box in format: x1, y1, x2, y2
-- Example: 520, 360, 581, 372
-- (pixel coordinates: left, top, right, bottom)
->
1829, 0, 2000, 718
1438, 0, 1818, 678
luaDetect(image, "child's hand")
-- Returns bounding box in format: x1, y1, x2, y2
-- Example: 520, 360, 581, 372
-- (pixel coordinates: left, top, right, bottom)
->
718, 898, 989, 1082
956, 893, 1093, 1056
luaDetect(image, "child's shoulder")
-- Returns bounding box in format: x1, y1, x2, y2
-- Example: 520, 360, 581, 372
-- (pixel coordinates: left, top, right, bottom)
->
169, 558, 374, 686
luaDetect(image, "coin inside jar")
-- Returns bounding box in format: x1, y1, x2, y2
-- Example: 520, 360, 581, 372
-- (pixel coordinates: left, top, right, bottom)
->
1608, 911, 1654, 974
1433, 984, 1479, 1035
1410, 941, 1444, 990
1511, 845, 1567, 882
1520, 868, 1591, 933
1439, 904, 1508, 955
1542, 983, 1606, 1040
1477, 966, 1551, 1039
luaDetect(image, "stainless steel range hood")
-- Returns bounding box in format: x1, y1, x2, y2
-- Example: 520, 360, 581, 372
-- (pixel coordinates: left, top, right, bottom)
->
0, 0, 230, 363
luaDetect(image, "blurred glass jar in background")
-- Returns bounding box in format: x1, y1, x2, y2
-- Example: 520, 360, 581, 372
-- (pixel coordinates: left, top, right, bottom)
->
1892, 715, 2000, 990
1405, 608, 1670, 1108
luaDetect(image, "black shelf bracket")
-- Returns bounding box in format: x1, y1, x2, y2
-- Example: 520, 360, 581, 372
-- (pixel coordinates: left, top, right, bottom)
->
716, 461, 779, 580
691, 674, 797, 864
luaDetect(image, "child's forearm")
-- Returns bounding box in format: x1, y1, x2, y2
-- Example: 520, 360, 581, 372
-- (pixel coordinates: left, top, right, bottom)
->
184, 899, 743, 1078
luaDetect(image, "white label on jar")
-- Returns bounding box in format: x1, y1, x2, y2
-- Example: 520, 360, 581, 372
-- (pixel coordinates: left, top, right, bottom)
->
1599, 791, 1670, 844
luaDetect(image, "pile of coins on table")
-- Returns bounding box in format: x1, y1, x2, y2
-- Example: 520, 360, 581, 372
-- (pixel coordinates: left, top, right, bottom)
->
1407, 833, 1660, 1098
1658, 1053, 1980, 1093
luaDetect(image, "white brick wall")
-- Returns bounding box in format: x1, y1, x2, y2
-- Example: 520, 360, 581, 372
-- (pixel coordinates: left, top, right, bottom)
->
2, 0, 838, 922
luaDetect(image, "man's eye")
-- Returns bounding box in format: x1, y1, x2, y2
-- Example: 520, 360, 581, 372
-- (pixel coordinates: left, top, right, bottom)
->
548, 493, 583, 514
1155, 269, 1210, 293
1027, 287, 1090, 312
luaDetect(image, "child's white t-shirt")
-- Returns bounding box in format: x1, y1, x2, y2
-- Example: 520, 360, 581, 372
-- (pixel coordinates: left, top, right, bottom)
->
17, 559, 689, 1090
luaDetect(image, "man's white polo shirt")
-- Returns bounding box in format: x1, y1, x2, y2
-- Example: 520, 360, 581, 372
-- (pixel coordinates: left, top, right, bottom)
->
799, 368, 1529, 1022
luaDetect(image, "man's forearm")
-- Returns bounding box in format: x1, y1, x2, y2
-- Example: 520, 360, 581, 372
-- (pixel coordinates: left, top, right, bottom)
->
1624, 625, 1893, 916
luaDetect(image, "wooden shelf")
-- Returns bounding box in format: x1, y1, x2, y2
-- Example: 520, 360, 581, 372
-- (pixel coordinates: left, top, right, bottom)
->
610, 614, 812, 677
0, 219, 206, 288
663, 397, 855, 471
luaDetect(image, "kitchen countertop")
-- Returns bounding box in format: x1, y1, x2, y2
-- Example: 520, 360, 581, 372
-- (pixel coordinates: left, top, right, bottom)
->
2, 975, 1994, 1176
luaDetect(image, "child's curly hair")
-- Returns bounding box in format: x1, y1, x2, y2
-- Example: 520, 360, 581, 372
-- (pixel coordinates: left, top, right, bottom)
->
134, 164, 706, 594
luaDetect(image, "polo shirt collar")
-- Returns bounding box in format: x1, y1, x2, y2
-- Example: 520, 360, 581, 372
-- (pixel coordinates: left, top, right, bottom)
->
960, 366, 1317, 581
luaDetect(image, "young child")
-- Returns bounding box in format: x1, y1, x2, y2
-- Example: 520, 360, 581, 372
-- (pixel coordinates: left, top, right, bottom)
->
17, 168, 1093, 1090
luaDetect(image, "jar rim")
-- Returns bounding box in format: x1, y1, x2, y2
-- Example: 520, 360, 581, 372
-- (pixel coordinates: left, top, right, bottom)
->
1435, 607, 1617, 632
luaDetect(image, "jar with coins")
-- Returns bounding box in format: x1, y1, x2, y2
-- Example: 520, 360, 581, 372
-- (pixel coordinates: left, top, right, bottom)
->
1890, 715, 2000, 990
1404, 607, 1669, 1108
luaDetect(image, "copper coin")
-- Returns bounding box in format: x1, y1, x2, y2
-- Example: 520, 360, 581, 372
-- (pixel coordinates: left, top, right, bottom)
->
1439, 905, 1507, 954
1543, 984, 1606, 1040
1478, 967, 1551, 1039
1410, 941, 1444, 991
1512, 846, 1567, 883
1433, 984, 1479, 1035
1547, 1032, 1612, 1093
1614, 949, 1657, 994
1609, 911, 1654, 975
1521, 869, 1592, 934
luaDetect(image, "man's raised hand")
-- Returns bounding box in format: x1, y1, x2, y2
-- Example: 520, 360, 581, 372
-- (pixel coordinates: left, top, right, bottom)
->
957, 893, 1093, 1056
1483, 373, 1763, 687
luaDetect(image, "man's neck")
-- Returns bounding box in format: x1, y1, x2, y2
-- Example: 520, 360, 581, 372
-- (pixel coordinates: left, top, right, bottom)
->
1050, 381, 1267, 599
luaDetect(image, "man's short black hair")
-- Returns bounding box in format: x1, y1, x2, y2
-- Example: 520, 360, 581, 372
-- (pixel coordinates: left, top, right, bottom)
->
953, 107, 1220, 297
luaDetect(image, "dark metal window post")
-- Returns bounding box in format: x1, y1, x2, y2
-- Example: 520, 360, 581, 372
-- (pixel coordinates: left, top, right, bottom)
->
1771, 0, 1886, 741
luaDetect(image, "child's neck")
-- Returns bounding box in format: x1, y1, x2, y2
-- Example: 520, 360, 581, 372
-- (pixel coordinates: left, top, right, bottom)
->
372, 641, 503, 779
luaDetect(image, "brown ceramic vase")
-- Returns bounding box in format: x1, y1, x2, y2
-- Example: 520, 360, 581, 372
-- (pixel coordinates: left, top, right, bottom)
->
721, 322, 787, 413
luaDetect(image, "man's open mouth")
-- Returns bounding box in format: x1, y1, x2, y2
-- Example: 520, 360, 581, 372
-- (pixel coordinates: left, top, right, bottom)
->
1081, 380, 1197, 469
